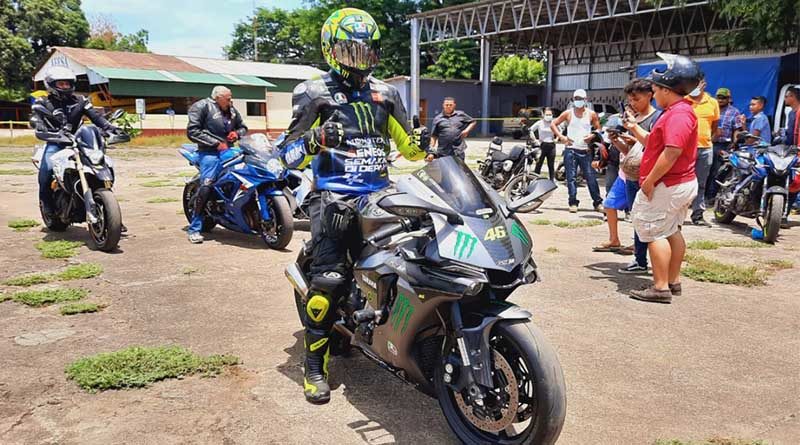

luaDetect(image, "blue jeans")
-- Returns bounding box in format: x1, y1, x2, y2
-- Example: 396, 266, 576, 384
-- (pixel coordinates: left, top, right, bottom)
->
38, 143, 64, 213
625, 179, 648, 268
564, 148, 602, 207
188, 152, 222, 233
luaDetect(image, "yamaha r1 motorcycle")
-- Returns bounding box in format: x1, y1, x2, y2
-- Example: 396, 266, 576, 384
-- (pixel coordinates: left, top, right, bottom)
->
714, 137, 799, 243
477, 136, 540, 192
287, 157, 566, 444
180, 134, 294, 249
31, 105, 130, 251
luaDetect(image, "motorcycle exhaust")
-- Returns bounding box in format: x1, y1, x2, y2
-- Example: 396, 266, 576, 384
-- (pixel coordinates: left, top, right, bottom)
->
285, 263, 310, 297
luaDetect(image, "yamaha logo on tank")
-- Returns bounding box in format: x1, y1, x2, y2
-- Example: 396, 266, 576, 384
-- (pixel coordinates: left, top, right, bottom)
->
334, 92, 348, 104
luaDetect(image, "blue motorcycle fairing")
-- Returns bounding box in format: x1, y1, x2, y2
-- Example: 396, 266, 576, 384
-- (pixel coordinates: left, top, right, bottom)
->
180, 144, 200, 166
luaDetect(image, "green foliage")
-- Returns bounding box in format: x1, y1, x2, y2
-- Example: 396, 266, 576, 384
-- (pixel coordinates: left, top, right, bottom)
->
0, 27, 34, 101
7, 219, 40, 231
86, 16, 149, 53
65, 346, 239, 391
3, 273, 51, 286
687, 239, 772, 250
225, 7, 312, 64
57, 263, 103, 280
423, 40, 479, 80
115, 111, 142, 138
12, 287, 87, 306
545, 247, 559, 253
35, 240, 83, 259
0, 168, 31, 175
146, 197, 179, 204
140, 179, 174, 188
491, 55, 545, 84
15, 0, 90, 58
60, 302, 102, 315
712, 0, 800, 49
682, 254, 766, 287
758, 259, 794, 270
552, 219, 603, 229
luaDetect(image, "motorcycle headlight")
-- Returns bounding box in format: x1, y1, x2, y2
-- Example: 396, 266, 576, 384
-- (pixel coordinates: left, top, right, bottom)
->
503, 160, 514, 172
768, 153, 792, 173
266, 158, 284, 176
85, 148, 104, 165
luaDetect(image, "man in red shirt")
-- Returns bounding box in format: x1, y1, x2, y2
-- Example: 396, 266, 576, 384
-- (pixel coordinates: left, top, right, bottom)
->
628, 53, 702, 304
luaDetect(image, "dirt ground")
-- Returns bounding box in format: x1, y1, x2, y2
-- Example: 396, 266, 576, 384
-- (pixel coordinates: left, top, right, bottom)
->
1, 143, 798, 445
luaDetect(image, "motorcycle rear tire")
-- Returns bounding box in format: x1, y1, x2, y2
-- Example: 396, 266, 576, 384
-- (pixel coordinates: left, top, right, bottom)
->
88, 189, 122, 252
434, 320, 566, 445
763, 194, 784, 244
182, 180, 216, 232
713, 198, 736, 224
504, 173, 541, 213
40, 200, 68, 232
261, 196, 293, 250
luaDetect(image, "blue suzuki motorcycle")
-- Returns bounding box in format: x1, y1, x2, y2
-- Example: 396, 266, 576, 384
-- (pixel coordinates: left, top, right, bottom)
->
714, 138, 799, 243
179, 134, 294, 249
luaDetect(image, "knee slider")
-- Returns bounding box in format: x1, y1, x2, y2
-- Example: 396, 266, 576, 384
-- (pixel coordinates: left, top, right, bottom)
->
306, 294, 331, 324
310, 271, 346, 295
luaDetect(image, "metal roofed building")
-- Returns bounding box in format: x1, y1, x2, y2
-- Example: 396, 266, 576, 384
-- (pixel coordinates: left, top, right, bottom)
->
33, 47, 324, 134
408, 0, 797, 135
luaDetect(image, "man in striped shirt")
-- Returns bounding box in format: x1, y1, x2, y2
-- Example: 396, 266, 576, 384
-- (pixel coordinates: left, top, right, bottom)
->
707, 87, 742, 203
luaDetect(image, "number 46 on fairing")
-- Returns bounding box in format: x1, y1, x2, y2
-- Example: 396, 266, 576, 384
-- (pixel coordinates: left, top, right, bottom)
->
484, 226, 507, 241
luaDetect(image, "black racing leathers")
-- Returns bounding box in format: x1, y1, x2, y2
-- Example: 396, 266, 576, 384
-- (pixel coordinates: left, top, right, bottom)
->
186, 98, 248, 152
30, 94, 114, 137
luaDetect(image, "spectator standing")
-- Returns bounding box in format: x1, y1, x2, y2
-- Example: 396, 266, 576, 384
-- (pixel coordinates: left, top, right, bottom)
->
707, 87, 742, 202
427, 97, 476, 161
551, 89, 604, 213
740, 96, 771, 139
687, 78, 719, 226
529, 108, 557, 180
629, 53, 700, 304
783, 87, 800, 212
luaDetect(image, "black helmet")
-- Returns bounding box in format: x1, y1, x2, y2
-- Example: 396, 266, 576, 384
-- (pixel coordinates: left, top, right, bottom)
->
645, 52, 701, 96
44, 66, 77, 100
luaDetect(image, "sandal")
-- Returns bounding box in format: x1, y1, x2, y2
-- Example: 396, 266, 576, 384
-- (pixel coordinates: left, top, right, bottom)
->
592, 242, 622, 252
616, 245, 635, 255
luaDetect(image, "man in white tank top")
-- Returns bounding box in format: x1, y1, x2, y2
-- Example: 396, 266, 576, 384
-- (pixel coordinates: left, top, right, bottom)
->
551, 89, 604, 213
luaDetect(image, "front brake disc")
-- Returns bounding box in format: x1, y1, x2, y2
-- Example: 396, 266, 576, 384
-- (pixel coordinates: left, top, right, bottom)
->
453, 350, 519, 433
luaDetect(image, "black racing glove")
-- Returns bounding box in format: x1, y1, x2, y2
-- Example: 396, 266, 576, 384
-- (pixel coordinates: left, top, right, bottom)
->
308, 120, 344, 153
411, 126, 431, 152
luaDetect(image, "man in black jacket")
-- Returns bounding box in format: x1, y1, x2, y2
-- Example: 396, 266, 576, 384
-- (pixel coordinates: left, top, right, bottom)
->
31, 66, 121, 221
185, 86, 248, 243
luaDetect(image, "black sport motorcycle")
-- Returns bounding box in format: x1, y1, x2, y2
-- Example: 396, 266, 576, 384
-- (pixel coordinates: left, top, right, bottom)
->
287, 157, 566, 444
477, 137, 540, 192
31, 106, 130, 251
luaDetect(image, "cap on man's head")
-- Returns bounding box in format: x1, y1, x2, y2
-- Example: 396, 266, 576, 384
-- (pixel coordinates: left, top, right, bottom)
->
716, 87, 731, 97
573, 88, 587, 98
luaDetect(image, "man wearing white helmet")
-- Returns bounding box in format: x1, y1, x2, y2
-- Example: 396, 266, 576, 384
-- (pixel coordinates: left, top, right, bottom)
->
550, 88, 604, 213
30, 66, 123, 223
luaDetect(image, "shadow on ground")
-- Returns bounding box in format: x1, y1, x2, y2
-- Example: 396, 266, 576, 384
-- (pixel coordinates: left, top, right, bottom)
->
584, 261, 651, 294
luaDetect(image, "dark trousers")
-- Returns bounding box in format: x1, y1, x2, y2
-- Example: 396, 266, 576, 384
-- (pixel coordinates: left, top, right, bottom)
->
706, 142, 729, 201
534, 142, 556, 180
38, 143, 64, 213
564, 148, 602, 207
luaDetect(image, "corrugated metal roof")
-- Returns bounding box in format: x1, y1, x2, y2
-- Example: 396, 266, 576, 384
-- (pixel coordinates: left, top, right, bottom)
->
88, 67, 275, 87
177, 56, 324, 80
53, 46, 205, 72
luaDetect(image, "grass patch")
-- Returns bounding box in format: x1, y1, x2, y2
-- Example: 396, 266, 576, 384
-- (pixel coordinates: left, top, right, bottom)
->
35, 240, 82, 259
0, 135, 38, 147
3, 273, 52, 287
0, 168, 31, 175
8, 219, 40, 232
12, 287, 87, 306
531, 218, 552, 225
146, 197, 179, 204
57, 263, 103, 280
0, 293, 9, 302
65, 345, 239, 392
687, 239, 771, 250
545, 247, 559, 253
60, 302, 103, 315
682, 254, 765, 287
167, 170, 195, 178
758, 259, 793, 270
124, 134, 191, 147
553, 219, 603, 229
653, 439, 767, 445
181, 266, 199, 275
135, 172, 158, 178
140, 179, 174, 188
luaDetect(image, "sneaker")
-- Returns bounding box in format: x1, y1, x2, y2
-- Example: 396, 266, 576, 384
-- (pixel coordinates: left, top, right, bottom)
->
569, 205, 578, 213
594, 203, 604, 212
120, 223, 128, 234
188, 232, 204, 244
618, 262, 648, 274
630, 286, 672, 304
692, 218, 712, 227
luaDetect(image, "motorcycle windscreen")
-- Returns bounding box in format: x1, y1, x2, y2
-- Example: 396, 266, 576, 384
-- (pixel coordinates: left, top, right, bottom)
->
410, 156, 498, 218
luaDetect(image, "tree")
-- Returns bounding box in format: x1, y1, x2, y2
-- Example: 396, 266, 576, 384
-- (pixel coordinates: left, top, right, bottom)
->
423, 40, 479, 79
225, 8, 312, 64
15, 0, 90, 60
713, 0, 800, 49
85, 14, 149, 53
491, 55, 545, 84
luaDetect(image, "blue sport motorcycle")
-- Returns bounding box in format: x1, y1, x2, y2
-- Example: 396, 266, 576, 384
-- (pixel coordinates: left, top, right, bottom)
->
714, 138, 799, 243
179, 134, 294, 249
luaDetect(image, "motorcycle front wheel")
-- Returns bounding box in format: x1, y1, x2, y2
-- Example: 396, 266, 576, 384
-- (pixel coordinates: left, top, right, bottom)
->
435, 320, 566, 445
763, 194, 784, 244
88, 189, 122, 252
260, 196, 293, 250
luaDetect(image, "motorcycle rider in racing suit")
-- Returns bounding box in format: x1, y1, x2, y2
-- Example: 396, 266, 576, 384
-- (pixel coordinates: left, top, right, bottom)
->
30, 66, 124, 227
278, 8, 429, 403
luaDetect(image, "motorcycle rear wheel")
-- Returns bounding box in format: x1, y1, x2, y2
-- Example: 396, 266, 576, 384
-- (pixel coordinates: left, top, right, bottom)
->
713, 197, 736, 224
182, 180, 216, 232
88, 189, 122, 252
434, 320, 566, 445
763, 194, 784, 244
40, 200, 68, 231
504, 174, 541, 213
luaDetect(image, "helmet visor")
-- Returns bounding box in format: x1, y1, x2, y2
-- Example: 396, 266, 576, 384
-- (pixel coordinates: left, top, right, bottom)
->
332, 39, 380, 73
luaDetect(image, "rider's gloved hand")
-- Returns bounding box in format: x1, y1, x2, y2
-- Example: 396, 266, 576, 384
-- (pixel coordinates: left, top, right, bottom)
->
227, 131, 239, 143
217, 141, 229, 152
411, 126, 431, 152
309, 120, 344, 153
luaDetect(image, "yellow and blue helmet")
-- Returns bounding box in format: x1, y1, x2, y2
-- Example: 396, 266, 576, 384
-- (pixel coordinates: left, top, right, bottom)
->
321, 8, 381, 79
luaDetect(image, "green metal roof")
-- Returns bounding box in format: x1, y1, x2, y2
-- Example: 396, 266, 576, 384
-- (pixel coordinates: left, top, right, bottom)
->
88, 67, 275, 87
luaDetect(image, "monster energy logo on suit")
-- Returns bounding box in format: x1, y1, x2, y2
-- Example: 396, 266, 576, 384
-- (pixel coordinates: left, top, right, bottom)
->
390, 294, 413, 333
350, 102, 376, 133
454, 231, 478, 259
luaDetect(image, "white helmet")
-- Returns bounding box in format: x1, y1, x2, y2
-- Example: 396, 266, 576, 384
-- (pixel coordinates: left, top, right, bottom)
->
44, 66, 77, 99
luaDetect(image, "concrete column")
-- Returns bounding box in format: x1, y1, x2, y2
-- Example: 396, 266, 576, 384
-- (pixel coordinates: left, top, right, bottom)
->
481, 37, 491, 136
410, 18, 420, 123
546, 48, 554, 106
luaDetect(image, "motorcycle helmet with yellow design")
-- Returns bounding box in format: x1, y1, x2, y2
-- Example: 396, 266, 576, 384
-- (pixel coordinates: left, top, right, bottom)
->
321, 8, 381, 84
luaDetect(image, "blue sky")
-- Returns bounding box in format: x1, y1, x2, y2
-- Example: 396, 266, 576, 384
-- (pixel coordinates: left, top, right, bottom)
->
81, 0, 304, 58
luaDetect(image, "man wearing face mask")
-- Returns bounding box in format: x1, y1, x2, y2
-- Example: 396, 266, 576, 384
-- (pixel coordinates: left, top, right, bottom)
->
529, 107, 557, 180
687, 77, 719, 227
551, 89, 604, 213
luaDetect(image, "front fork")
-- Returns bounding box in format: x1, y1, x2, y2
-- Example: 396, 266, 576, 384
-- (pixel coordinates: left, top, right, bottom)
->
72, 148, 99, 224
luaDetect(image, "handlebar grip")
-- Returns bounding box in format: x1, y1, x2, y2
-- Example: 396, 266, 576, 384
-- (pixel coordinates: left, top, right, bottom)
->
366, 220, 408, 244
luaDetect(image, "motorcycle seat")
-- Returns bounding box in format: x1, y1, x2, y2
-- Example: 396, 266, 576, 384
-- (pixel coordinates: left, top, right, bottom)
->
491, 145, 525, 162
179, 144, 200, 166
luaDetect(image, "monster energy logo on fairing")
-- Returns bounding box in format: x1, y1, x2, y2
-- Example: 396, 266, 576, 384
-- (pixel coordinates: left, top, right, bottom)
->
350, 102, 376, 133
511, 221, 530, 245
454, 231, 478, 259
390, 294, 413, 333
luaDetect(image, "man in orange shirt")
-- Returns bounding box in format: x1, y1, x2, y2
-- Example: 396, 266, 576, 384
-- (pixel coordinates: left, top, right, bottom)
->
687, 77, 719, 226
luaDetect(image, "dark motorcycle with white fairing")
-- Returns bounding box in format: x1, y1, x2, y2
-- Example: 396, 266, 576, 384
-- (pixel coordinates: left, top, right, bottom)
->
287, 157, 566, 445
31, 106, 129, 251
477, 137, 540, 193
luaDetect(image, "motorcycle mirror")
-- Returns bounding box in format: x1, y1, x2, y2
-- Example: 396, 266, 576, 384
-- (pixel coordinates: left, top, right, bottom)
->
507, 178, 558, 213
491, 136, 504, 146
107, 132, 131, 145
378, 193, 463, 225
412, 115, 420, 129
108, 109, 126, 122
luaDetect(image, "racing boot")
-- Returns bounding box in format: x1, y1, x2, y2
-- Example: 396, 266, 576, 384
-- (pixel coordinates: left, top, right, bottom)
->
303, 328, 331, 404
